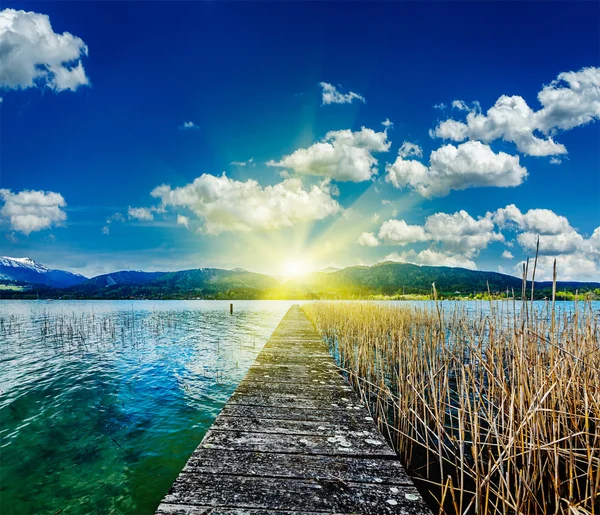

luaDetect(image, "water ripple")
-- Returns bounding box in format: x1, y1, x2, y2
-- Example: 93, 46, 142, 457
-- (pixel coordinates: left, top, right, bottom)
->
0, 300, 293, 515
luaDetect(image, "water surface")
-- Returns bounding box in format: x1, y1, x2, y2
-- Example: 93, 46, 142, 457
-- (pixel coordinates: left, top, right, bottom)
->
0, 300, 294, 514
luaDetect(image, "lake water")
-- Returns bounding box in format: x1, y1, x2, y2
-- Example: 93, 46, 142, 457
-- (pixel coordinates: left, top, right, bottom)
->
1, 299, 597, 514
0, 300, 295, 515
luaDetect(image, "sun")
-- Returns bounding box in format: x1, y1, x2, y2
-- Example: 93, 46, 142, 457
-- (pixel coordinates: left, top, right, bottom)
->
281, 258, 311, 279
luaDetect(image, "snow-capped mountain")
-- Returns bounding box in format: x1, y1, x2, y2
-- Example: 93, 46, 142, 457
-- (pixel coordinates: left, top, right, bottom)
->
0, 257, 87, 288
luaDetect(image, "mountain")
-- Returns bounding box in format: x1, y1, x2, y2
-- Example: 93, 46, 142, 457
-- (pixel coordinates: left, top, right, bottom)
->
0, 257, 87, 288
54, 267, 281, 299
282, 261, 600, 299
79, 271, 167, 289
0, 258, 598, 300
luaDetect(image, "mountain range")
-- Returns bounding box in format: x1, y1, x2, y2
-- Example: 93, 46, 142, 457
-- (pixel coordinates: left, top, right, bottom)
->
0, 256, 598, 300
0, 257, 86, 288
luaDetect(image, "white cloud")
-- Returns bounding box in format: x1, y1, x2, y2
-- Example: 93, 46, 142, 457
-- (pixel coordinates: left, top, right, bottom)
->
128, 207, 154, 221
493, 205, 600, 280
452, 100, 471, 111
386, 141, 527, 197
429, 119, 468, 141
430, 67, 600, 156
397, 141, 423, 158
371, 213, 380, 223
102, 225, 109, 235
382, 118, 393, 129
515, 254, 599, 282
433, 103, 447, 110
179, 121, 199, 130
536, 67, 600, 132
177, 214, 189, 228
378, 219, 428, 245
107, 212, 125, 224
502, 250, 514, 259
424, 210, 503, 256
319, 82, 365, 105
230, 158, 254, 167
549, 157, 562, 165
151, 173, 341, 234
268, 126, 391, 182
383, 249, 477, 270
493, 204, 571, 235
377, 210, 502, 258
0, 9, 89, 92
517, 231, 584, 255
358, 232, 379, 247
0, 188, 66, 235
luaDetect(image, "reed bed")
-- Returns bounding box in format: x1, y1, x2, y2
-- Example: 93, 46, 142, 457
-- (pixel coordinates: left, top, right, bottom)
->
303, 300, 600, 514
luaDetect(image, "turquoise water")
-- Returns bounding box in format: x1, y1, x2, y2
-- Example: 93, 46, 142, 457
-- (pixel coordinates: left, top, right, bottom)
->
0, 300, 294, 515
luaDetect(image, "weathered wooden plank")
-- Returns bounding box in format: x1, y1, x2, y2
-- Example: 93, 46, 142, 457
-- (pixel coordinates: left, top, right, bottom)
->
155, 305, 430, 514
162, 474, 428, 514
235, 381, 352, 395
201, 428, 395, 456
228, 391, 371, 411
156, 505, 329, 515
182, 448, 414, 485
218, 404, 377, 423
211, 415, 383, 436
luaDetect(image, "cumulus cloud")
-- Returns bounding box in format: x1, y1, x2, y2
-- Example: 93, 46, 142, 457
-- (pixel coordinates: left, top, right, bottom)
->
102, 226, 110, 235
383, 249, 477, 270
268, 126, 391, 182
319, 82, 365, 105
424, 210, 503, 255
150, 173, 341, 234
378, 219, 428, 246
375, 210, 502, 258
368, 204, 598, 279
128, 207, 154, 221
493, 205, 600, 280
0, 9, 89, 92
386, 140, 527, 197
397, 141, 423, 158
536, 67, 600, 132
0, 188, 67, 234
515, 254, 599, 282
357, 232, 379, 247
493, 204, 571, 235
430, 67, 600, 156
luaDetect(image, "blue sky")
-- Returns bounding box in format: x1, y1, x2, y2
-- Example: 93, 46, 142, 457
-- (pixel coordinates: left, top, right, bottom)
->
1, 1, 599, 280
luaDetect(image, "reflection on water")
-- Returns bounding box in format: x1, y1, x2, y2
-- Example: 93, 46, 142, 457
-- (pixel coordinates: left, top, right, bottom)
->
0, 300, 294, 515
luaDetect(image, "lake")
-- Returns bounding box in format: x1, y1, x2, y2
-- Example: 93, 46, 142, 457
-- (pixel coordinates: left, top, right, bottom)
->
0, 300, 295, 514
1, 299, 596, 514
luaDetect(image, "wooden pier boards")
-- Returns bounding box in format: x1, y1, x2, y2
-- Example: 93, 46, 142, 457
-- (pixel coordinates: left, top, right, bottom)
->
156, 305, 431, 514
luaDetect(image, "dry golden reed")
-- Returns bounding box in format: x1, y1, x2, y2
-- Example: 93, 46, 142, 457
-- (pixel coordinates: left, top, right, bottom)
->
303, 300, 599, 514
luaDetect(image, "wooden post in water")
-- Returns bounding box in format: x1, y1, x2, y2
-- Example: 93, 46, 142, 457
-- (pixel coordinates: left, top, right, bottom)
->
230, 303, 233, 315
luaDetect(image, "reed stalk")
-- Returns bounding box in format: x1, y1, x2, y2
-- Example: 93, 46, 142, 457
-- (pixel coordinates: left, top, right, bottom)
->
303, 299, 600, 514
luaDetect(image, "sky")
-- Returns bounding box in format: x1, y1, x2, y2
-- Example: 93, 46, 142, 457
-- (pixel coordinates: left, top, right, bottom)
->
0, 1, 599, 281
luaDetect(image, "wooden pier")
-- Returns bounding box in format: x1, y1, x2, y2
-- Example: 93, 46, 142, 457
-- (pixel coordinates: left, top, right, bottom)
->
156, 305, 431, 514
